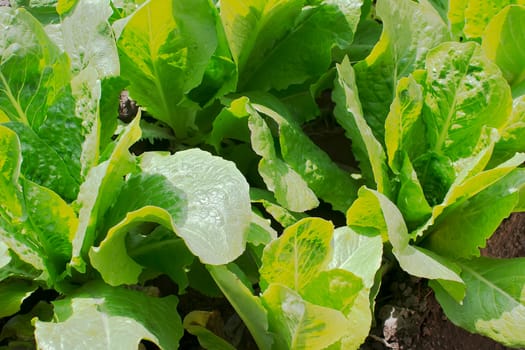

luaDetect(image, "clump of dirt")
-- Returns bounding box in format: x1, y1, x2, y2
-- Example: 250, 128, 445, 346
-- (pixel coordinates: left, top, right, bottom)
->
362, 212, 525, 350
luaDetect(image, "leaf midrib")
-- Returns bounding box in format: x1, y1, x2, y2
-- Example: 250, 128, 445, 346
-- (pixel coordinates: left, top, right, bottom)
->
433, 46, 476, 154
0, 71, 29, 125
460, 262, 520, 308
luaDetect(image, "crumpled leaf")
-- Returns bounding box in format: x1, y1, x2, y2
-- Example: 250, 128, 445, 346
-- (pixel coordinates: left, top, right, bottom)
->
59, 0, 119, 77
420, 41, 512, 162
140, 148, 251, 265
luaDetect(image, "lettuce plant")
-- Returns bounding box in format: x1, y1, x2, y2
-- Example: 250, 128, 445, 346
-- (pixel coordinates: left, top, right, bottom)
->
1, 0, 525, 349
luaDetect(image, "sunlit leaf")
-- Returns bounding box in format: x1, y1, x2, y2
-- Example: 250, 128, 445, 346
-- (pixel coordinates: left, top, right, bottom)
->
262, 283, 348, 350
35, 282, 182, 350
140, 148, 251, 265
260, 218, 333, 291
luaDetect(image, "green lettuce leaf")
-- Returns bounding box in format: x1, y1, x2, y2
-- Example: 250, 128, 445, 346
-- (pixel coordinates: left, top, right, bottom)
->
260, 218, 333, 291
342, 18, 382, 62
384, 75, 426, 170
448, 0, 525, 40
56, 0, 77, 15
421, 168, 525, 259
0, 125, 24, 221
126, 226, 194, 292
482, 5, 525, 97
250, 188, 308, 228
187, 6, 237, 106
0, 242, 9, 270
420, 41, 512, 161
0, 7, 70, 128
89, 172, 187, 286
303, 267, 369, 350
259, 217, 373, 349
207, 96, 251, 152
432, 257, 525, 347
302, 268, 363, 319
328, 228, 379, 348
352, 188, 465, 299
0, 241, 40, 283
34, 281, 182, 350
493, 96, 525, 164
20, 178, 76, 276
102, 172, 186, 232
324, 288, 374, 350
395, 153, 433, 227
354, 0, 450, 142
183, 311, 237, 350
0, 279, 37, 318
59, 0, 119, 77
140, 148, 251, 265
70, 116, 141, 272
68, 68, 102, 181
221, 0, 362, 91
118, 0, 217, 137
427, 0, 449, 21
0, 126, 76, 282
248, 212, 277, 246
98, 76, 128, 152
329, 226, 382, 289
0, 8, 89, 200
261, 283, 348, 349
383, 74, 432, 225
208, 265, 273, 350
412, 152, 525, 241
252, 98, 360, 212
333, 56, 391, 196
247, 105, 319, 212
89, 207, 172, 286
388, 41, 514, 206
5, 116, 82, 201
